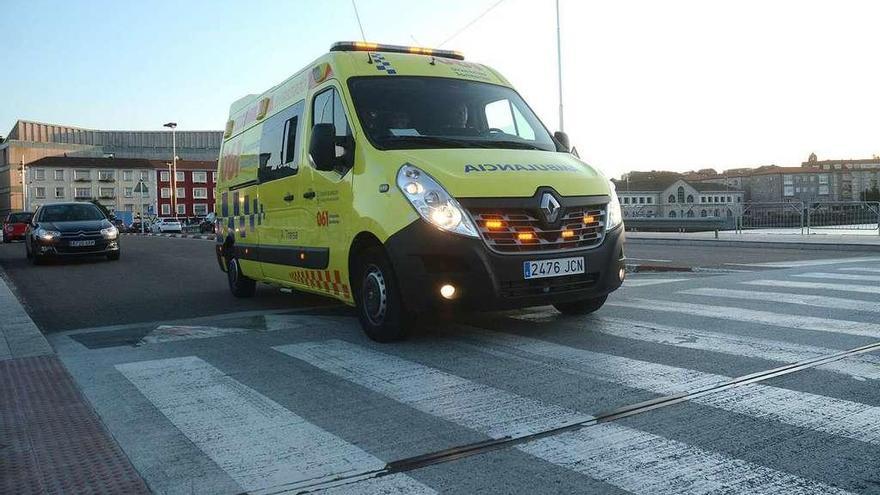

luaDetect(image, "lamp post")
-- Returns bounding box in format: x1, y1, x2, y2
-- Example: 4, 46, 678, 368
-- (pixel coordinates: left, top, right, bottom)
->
556, 0, 564, 132
163, 122, 177, 217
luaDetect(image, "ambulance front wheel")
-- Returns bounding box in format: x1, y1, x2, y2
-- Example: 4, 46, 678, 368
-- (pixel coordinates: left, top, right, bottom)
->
355, 247, 412, 342
553, 295, 608, 316
227, 257, 256, 298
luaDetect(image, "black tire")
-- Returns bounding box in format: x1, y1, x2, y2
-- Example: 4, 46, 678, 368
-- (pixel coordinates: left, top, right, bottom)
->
354, 246, 413, 342
227, 257, 256, 298
553, 295, 608, 316
107, 251, 121, 261
25, 240, 32, 259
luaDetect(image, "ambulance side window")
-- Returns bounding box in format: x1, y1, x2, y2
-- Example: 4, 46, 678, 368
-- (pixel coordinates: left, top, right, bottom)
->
259, 100, 304, 182
312, 87, 353, 169
484, 98, 536, 141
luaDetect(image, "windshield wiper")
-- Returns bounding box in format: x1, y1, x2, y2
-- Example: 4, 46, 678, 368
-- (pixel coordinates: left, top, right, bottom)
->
480, 140, 546, 151
376, 135, 491, 149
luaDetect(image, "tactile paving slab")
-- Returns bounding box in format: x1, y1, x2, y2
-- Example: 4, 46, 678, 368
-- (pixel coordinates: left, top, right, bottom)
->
0, 355, 149, 494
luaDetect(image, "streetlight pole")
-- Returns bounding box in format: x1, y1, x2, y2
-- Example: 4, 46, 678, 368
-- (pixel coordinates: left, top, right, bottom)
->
164, 122, 178, 217
556, 0, 564, 132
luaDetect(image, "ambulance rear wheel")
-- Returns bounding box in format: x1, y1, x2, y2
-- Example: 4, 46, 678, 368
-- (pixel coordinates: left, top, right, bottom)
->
553, 295, 607, 315
355, 247, 411, 342
227, 257, 256, 298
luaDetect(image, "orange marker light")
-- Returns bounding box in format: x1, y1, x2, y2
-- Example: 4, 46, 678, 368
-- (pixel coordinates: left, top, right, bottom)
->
517, 232, 535, 241
583, 215, 596, 224
561, 230, 575, 238
485, 220, 503, 230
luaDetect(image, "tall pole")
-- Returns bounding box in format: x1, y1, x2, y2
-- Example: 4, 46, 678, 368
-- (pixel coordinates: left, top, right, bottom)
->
20, 156, 27, 211
556, 0, 564, 132
171, 127, 177, 217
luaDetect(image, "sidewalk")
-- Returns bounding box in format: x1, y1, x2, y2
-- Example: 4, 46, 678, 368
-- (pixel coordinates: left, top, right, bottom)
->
626, 230, 880, 251
0, 273, 149, 494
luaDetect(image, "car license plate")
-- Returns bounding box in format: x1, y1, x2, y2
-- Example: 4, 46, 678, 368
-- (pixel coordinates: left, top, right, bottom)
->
523, 257, 585, 279
69, 240, 95, 247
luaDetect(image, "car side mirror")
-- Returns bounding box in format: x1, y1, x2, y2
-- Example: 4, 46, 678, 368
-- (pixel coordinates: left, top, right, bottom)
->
554, 131, 571, 152
309, 124, 337, 172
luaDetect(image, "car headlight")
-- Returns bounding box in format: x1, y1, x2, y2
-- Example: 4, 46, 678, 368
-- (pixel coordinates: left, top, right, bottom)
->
397, 164, 478, 238
101, 226, 119, 239
606, 181, 623, 231
34, 228, 60, 241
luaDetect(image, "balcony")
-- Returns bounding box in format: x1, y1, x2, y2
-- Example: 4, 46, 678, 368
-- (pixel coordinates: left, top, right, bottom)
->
98, 177, 116, 183
74, 177, 92, 182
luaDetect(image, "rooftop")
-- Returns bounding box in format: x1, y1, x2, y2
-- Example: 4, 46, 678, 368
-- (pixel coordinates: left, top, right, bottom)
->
27, 156, 216, 170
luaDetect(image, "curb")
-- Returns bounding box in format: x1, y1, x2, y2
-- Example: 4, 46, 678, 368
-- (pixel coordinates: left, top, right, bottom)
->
626, 236, 880, 252
0, 269, 53, 361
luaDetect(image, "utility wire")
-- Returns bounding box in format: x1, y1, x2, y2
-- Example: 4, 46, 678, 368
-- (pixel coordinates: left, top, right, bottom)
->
352, 0, 367, 41
438, 0, 506, 47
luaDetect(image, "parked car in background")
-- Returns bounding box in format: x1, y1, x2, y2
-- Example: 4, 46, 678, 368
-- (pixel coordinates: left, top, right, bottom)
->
3, 211, 33, 243
199, 212, 216, 233
151, 218, 183, 233
25, 202, 120, 264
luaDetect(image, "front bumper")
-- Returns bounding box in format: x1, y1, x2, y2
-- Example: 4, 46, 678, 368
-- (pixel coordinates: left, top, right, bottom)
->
36, 238, 120, 257
385, 220, 625, 312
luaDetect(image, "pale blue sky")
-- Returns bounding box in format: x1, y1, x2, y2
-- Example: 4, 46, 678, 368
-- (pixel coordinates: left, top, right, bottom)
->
3, 0, 879, 177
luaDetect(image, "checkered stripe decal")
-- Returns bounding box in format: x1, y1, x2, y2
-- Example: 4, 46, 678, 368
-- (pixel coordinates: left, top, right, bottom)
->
219, 194, 265, 240
290, 269, 351, 299
370, 53, 397, 75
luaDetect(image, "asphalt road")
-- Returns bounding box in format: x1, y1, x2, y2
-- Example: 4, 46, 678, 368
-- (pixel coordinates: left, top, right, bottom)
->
0, 235, 329, 333
4, 235, 880, 493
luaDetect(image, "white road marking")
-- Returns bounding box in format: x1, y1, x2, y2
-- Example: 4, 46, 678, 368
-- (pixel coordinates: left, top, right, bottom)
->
607, 298, 880, 338
794, 272, 880, 283
838, 267, 880, 273
116, 356, 432, 494
585, 316, 880, 380
744, 279, 880, 295
624, 278, 690, 287
724, 257, 880, 268
679, 287, 880, 314
139, 325, 258, 345
454, 328, 880, 446
276, 340, 851, 495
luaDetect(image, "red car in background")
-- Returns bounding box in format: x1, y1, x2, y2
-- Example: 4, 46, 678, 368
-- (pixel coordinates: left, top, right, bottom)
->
3, 212, 33, 243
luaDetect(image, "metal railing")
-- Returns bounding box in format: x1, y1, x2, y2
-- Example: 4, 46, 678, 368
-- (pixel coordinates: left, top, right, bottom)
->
806, 202, 880, 234
735, 202, 804, 233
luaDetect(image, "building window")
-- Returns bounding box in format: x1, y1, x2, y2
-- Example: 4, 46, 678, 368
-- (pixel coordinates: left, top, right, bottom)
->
33, 169, 45, 181
669, 210, 677, 218
727, 196, 731, 202
818, 174, 829, 184
160, 171, 170, 182
161, 187, 171, 198
677, 186, 685, 203
75, 187, 91, 199
176, 187, 186, 198
686, 194, 694, 203
193, 203, 208, 216
193, 188, 208, 199
668, 194, 675, 203
646, 197, 653, 204
714, 208, 720, 217
99, 187, 115, 198
123, 170, 133, 181
124, 187, 133, 198
639, 197, 645, 204
176, 171, 186, 182
123, 204, 133, 211
54, 187, 65, 198
686, 210, 694, 218
623, 197, 630, 204
34, 187, 46, 198
161, 204, 171, 215
177, 204, 186, 215
700, 209, 707, 217
783, 174, 793, 185
140, 170, 151, 181
192, 171, 207, 183
54, 169, 64, 180
99, 170, 115, 181
212, 172, 217, 182
819, 185, 829, 195
74, 170, 91, 181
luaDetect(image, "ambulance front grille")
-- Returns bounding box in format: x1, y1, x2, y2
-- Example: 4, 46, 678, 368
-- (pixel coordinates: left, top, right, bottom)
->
468, 205, 606, 254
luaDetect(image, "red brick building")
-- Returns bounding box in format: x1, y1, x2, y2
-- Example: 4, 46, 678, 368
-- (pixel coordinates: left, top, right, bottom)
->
153, 160, 217, 218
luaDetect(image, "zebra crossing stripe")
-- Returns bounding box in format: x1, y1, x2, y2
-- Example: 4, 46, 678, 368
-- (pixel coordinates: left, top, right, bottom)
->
451, 328, 880, 446
725, 257, 880, 268
275, 340, 851, 495
838, 267, 880, 274
607, 298, 880, 338
624, 278, 690, 287
583, 316, 880, 381
744, 279, 880, 295
116, 356, 433, 494
794, 272, 880, 283
679, 287, 880, 314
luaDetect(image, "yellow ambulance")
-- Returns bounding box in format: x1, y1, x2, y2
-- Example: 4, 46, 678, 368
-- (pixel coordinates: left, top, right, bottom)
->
215, 42, 625, 341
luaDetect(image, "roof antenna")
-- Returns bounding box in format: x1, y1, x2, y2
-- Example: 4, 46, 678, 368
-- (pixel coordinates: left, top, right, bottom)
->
351, 0, 372, 64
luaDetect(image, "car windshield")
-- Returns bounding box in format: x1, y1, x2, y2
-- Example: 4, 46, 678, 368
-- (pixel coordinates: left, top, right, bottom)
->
39, 204, 105, 222
7, 213, 32, 223
348, 77, 557, 152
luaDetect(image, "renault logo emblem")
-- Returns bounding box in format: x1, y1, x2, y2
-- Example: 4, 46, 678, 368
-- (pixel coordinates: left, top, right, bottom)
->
539, 192, 561, 223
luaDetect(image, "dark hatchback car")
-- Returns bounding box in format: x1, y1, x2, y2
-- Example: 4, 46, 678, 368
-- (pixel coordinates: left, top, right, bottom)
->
25, 202, 121, 264
3, 211, 33, 242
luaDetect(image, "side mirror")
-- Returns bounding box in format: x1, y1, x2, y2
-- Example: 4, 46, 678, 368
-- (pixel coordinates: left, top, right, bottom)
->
309, 124, 337, 172
554, 131, 571, 152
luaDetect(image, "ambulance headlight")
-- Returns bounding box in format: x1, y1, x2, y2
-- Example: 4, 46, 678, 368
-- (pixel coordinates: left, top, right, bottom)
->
606, 181, 623, 231
397, 164, 478, 238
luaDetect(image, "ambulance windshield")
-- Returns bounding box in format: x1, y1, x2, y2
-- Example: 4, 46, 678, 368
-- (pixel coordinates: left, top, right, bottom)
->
348, 77, 557, 152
